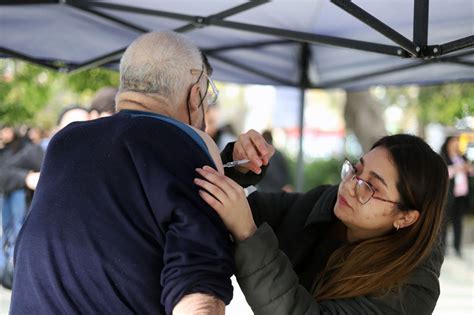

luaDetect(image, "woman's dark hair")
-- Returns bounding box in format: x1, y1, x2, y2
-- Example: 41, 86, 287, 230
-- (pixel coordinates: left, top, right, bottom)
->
315, 134, 448, 301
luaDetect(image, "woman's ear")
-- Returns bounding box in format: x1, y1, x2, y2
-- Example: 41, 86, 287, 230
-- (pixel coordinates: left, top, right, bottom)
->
395, 210, 420, 229
188, 84, 202, 112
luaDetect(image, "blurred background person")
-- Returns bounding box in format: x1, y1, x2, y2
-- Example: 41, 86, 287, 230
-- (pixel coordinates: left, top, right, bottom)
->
206, 104, 237, 151
26, 127, 48, 147
440, 135, 474, 258
41, 105, 90, 150
55, 105, 90, 132
88, 87, 118, 119
0, 125, 44, 289
257, 129, 293, 193
25, 104, 90, 186
0, 105, 89, 289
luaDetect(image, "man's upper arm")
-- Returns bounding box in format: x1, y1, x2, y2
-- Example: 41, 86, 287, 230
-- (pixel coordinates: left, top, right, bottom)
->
160, 200, 234, 314
125, 122, 234, 315
172, 293, 225, 315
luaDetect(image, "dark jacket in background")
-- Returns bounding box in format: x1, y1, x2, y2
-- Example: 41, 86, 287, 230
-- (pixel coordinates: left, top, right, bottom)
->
0, 142, 44, 195
257, 149, 290, 192
235, 185, 443, 314
11, 110, 234, 315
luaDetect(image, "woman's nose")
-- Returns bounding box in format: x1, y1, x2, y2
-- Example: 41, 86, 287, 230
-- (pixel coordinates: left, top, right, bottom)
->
344, 175, 357, 197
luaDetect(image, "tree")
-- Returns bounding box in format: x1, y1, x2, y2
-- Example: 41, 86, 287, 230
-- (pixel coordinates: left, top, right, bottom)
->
344, 90, 387, 152
376, 83, 474, 136
0, 61, 58, 126
0, 60, 119, 128
66, 67, 119, 94
417, 84, 474, 129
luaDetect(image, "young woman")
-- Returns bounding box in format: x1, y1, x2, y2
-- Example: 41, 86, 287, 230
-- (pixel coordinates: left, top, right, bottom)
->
195, 134, 448, 314
440, 136, 473, 257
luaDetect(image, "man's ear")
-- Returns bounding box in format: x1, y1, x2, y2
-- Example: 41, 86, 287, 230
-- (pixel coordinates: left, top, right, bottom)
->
188, 84, 202, 112
395, 210, 420, 229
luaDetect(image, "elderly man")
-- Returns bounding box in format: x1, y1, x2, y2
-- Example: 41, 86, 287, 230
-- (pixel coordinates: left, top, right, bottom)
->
11, 32, 273, 314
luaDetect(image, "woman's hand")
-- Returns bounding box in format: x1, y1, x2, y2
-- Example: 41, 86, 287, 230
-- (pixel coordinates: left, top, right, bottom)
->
232, 129, 275, 174
195, 166, 257, 241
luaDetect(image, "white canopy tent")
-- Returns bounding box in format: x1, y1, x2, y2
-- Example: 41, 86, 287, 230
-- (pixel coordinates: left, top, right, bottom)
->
1, 0, 473, 190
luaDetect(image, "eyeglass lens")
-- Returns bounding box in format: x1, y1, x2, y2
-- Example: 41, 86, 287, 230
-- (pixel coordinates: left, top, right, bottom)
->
341, 161, 373, 204
205, 78, 218, 105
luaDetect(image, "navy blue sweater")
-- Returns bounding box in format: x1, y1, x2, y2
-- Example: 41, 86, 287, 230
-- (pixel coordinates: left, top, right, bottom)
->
11, 110, 234, 314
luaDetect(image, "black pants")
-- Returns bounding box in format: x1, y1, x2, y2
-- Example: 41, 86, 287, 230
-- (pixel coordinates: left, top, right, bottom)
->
442, 195, 469, 255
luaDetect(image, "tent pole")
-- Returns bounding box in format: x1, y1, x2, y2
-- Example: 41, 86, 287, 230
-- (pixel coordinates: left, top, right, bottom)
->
331, 0, 418, 56
413, 0, 429, 47
296, 87, 306, 192
0, 47, 60, 71
438, 36, 474, 56
295, 43, 310, 192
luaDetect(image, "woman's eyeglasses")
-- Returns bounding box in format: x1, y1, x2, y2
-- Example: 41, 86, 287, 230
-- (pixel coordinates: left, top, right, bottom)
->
340, 160, 401, 206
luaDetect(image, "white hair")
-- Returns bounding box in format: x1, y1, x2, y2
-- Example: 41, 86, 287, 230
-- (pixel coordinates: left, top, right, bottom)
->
119, 32, 203, 106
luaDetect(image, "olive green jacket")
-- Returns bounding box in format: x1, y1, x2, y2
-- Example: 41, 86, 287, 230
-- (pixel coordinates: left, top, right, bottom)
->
234, 186, 443, 314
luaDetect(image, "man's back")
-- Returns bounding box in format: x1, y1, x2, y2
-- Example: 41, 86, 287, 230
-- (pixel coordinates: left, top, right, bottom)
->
11, 110, 234, 314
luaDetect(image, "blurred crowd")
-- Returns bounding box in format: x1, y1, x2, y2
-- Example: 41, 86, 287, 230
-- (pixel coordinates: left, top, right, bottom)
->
0, 87, 117, 288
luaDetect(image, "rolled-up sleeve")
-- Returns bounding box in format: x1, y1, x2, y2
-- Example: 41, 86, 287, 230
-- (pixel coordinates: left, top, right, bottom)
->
126, 123, 235, 315
161, 203, 234, 314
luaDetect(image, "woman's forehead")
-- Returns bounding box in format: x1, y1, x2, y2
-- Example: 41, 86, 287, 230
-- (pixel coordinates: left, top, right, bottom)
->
361, 147, 398, 187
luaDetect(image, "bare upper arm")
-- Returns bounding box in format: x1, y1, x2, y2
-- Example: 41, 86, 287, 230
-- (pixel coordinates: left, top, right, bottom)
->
173, 293, 225, 315
190, 126, 224, 174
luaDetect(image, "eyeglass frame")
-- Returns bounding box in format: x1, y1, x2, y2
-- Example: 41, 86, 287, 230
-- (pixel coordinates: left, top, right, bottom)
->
341, 160, 402, 207
190, 68, 219, 106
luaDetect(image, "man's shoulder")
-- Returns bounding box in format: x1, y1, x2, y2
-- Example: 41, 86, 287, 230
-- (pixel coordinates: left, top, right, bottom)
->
120, 112, 213, 162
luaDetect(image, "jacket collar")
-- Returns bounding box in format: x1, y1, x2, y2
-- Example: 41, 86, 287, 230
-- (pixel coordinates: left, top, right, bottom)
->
304, 185, 339, 228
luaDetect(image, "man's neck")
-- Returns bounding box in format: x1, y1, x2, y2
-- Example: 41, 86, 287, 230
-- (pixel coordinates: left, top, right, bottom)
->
117, 91, 176, 118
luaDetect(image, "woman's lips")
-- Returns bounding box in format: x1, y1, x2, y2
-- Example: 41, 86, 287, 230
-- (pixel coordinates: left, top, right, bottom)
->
338, 195, 353, 209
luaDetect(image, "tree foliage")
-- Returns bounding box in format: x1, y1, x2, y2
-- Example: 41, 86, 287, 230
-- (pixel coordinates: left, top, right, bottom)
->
66, 67, 119, 93
0, 61, 58, 125
0, 60, 119, 128
417, 83, 474, 126
377, 83, 474, 130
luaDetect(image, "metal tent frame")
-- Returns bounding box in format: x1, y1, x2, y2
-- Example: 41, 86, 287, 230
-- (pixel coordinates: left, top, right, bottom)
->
1, 0, 473, 190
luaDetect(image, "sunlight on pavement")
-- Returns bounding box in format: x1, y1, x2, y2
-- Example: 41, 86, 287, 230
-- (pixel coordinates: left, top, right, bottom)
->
434, 245, 474, 315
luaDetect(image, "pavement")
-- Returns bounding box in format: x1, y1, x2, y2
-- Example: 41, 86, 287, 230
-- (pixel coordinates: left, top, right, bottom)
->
0, 240, 472, 314
433, 245, 474, 315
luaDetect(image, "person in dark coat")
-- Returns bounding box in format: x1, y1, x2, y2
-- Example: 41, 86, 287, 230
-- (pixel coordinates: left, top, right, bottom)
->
440, 135, 473, 257
196, 134, 448, 314
0, 126, 45, 289
257, 129, 293, 192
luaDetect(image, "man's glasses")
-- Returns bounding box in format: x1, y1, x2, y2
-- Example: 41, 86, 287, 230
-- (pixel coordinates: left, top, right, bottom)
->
190, 68, 219, 105
341, 160, 401, 206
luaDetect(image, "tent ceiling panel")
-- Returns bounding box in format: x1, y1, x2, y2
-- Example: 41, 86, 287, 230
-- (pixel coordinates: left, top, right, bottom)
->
229, 0, 403, 45
94, 0, 249, 17
331, 61, 474, 89
208, 42, 300, 86
176, 26, 283, 49
0, 4, 140, 63
0, 0, 472, 88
